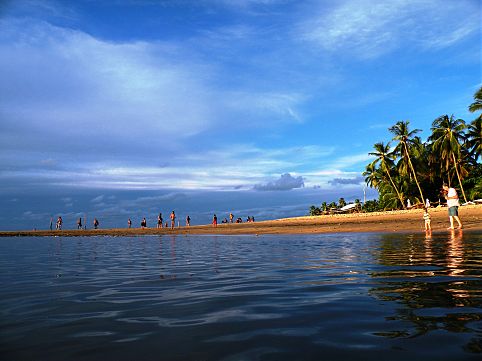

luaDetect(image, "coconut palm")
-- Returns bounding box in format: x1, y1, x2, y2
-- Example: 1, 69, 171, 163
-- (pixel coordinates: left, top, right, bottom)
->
309, 205, 321, 216
321, 202, 328, 212
389, 120, 425, 203
466, 118, 482, 161
468, 86, 482, 114
363, 162, 382, 189
368, 142, 405, 208
429, 114, 468, 203
378, 182, 401, 210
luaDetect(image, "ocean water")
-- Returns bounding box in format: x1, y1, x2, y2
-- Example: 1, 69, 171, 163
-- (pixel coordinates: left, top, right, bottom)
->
1, 232, 481, 361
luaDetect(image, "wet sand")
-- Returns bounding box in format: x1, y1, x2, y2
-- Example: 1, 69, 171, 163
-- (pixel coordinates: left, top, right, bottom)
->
1, 205, 481, 237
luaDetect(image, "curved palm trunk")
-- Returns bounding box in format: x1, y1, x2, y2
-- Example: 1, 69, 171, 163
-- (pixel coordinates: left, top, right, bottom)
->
385, 169, 405, 209
404, 142, 425, 203
452, 153, 468, 203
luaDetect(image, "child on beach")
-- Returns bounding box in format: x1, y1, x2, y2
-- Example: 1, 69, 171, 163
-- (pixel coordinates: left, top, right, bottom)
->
423, 207, 431, 233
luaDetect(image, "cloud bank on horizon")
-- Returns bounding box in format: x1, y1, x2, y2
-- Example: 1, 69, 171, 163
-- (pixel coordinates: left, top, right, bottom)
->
0, 0, 480, 228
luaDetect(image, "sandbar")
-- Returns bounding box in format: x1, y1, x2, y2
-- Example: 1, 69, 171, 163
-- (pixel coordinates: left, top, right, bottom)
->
1, 205, 481, 237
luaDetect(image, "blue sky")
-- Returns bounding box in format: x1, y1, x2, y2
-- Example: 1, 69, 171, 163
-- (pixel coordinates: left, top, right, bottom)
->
0, 0, 480, 230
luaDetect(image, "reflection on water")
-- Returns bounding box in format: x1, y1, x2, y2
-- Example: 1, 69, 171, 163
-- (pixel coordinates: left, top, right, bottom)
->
0, 232, 481, 360
370, 230, 482, 355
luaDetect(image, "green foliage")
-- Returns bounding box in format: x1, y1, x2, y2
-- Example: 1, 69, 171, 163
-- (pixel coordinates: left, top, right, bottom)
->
309, 205, 322, 216
321, 202, 328, 211
363, 199, 381, 212
361, 86, 482, 210
462, 163, 482, 199
309, 85, 482, 215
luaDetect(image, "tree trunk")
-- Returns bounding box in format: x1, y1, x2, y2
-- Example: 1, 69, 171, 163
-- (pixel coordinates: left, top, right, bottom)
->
385, 169, 405, 209
452, 153, 468, 203
404, 142, 425, 203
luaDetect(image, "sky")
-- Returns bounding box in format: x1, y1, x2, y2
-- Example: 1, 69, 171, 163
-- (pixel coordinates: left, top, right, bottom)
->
0, 0, 480, 230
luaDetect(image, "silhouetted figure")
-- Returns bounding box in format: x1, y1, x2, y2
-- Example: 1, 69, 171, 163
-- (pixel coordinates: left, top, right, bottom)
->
93, 218, 99, 229
77, 217, 82, 229
157, 213, 163, 228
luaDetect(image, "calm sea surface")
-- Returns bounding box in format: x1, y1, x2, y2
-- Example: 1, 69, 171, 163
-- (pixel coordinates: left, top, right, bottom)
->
1, 232, 481, 361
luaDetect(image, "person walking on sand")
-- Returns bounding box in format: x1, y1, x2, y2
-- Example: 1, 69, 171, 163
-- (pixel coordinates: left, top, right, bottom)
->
423, 207, 431, 233
170, 211, 176, 229
442, 184, 463, 229
77, 217, 83, 230
93, 218, 99, 229
212, 214, 218, 227
186, 215, 191, 227
141, 217, 147, 229
128, 218, 132, 228
157, 213, 163, 229
229, 213, 234, 223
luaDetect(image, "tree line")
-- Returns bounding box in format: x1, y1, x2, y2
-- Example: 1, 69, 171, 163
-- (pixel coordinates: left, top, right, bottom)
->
310, 86, 482, 215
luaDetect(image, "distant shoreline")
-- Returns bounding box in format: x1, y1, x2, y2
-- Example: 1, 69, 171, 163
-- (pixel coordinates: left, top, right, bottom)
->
1, 205, 481, 237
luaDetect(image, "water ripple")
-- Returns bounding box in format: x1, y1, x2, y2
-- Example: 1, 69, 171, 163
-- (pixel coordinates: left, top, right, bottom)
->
1, 232, 481, 360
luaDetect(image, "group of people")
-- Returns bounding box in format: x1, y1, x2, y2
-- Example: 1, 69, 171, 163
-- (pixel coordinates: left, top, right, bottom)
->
217, 213, 256, 226
50, 186, 463, 233
131, 211, 190, 230
131, 212, 255, 229
220, 215, 255, 224
50, 211, 257, 231
51, 216, 98, 230
422, 184, 463, 233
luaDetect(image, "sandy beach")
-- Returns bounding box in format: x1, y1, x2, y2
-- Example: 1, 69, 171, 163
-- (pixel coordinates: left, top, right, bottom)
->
1, 204, 481, 237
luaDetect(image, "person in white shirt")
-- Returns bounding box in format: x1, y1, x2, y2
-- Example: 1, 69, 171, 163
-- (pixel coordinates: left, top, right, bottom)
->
442, 184, 463, 229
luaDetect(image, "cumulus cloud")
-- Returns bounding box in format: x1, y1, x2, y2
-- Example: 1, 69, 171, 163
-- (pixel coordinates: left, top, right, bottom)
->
254, 173, 304, 191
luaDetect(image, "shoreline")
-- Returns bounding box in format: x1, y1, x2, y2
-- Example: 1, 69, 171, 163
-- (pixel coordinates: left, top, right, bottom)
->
1, 205, 481, 237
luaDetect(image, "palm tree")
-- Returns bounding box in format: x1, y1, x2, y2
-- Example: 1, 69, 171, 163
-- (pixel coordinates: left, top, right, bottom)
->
468, 86, 482, 161
363, 162, 382, 189
389, 121, 425, 203
321, 202, 328, 212
468, 86, 482, 114
429, 115, 468, 203
309, 205, 321, 216
368, 142, 405, 208
466, 118, 482, 161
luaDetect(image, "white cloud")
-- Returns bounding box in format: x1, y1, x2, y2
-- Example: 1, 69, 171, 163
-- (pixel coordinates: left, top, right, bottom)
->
91, 195, 105, 203
298, 0, 480, 58
0, 139, 361, 191
0, 17, 306, 161
0, 19, 215, 141
328, 176, 365, 186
